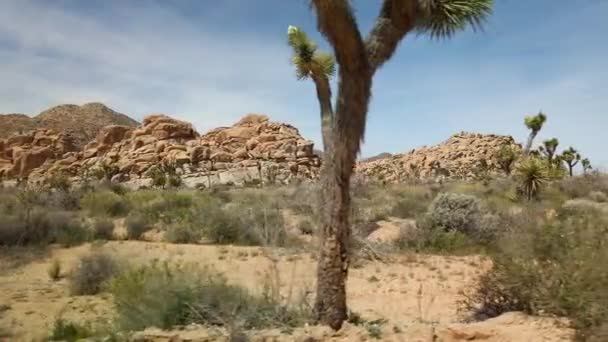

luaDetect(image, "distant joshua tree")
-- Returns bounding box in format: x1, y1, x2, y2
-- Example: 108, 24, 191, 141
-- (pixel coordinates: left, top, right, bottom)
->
538, 138, 559, 163
560, 147, 581, 177
523, 112, 547, 154
289, 0, 494, 330
582, 158, 592, 174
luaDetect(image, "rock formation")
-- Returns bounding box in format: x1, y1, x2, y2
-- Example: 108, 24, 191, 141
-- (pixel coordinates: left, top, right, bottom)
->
356, 132, 520, 183
0, 103, 138, 148
0, 129, 78, 179
0, 107, 523, 187
1, 113, 320, 188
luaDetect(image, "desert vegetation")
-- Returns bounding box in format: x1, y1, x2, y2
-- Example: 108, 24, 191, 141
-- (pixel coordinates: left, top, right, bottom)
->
0, 157, 607, 340
0, 1, 603, 341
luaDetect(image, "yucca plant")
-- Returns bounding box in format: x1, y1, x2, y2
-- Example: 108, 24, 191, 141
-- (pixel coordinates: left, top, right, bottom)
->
301, 0, 494, 329
560, 147, 581, 177
516, 157, 549, 201
523, 112, 547, 154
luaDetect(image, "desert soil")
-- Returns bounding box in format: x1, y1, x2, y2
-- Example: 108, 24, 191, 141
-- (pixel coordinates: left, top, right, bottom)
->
0, 241, 574, 341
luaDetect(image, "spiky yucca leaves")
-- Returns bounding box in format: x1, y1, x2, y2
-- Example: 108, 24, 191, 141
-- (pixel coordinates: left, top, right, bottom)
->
560, 147, 582, 177
523, 112, 547, 154
287, 26, 335, 81
516, 157, 549, 201
416, 0, 493, 39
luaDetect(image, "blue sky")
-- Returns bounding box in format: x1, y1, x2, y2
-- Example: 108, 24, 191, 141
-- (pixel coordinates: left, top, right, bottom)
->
1, 0, 607, 168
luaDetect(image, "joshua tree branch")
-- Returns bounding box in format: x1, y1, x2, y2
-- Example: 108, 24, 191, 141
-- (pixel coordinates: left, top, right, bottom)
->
365, 0, 418, 74
311, 74, 334, 152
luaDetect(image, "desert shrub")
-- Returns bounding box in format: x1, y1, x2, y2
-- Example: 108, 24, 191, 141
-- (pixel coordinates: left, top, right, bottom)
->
233, 202, 287, 246
167, 174, 182, 188
69, 252, 119, 295
387, 186, 432, 219
124, 214, 151, 240
461, 211, 608, 340
164, 223, 202, 244
128, 191, 194, 224
0, 209, 88, 247
81, 190, 128, 217
420, 192, 482, 236
48, 259, 62, 281
93, 219, 115, 240
557, 173, 608, 199
297, 219, 315, 235
48, 212, 90, 247
49, 319, 93, 341
589, 191, 608, 203
396, 224, 476, 254
108, 262, 311, 332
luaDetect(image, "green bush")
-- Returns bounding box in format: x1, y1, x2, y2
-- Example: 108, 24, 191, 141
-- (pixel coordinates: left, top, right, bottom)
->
48, 212, 90, 247
388, 186, 432, 219
108, 262, 311, 332
164, 223, 202, 244
49, 319, 93, 341
81, 191, 128, 217
461, 211, 608, 340
0, 209, 88, 247
125, 214, 151, 240
93, 219, 115, 240
69, 252, 119, 295
421, 192, 482, 235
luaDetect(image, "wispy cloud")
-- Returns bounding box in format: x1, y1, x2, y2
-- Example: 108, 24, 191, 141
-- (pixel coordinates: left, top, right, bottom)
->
0, 0, 321, 138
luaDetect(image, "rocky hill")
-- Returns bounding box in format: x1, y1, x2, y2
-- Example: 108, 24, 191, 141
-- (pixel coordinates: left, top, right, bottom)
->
357, 132, 520, 182
0, 103, 138, 148
0, 113, 320, 187
0, 108, 521, 186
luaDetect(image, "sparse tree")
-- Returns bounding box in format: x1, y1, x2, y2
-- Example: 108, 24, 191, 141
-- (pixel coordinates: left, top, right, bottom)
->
560, 147, 581, 177
538, 138, 559, 163
296, 0, 493, 329
523, 112, 547, 154
582, 158, 592, 174
515, 157, 549, 201
497, 145, 519, 176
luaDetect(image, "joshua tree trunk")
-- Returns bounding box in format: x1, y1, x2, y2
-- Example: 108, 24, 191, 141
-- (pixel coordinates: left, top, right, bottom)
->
310, 0, 417, 330
312, 75, 334, 152
524, 131, 537, 155
568, 163, 574, 177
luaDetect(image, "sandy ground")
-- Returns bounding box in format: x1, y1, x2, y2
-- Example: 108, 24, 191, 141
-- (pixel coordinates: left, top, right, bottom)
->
0, 241, 574, 341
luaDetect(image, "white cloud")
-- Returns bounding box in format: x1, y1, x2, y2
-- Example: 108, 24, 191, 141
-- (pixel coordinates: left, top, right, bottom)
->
0, 0, 322, 142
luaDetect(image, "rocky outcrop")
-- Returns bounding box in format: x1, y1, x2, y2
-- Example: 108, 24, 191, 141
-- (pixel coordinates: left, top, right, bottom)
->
357, 132, 520, 182
0, 102, 138, 148
0, 129, 78, 179
0, 110, 522, 187
10, 113, 320, 187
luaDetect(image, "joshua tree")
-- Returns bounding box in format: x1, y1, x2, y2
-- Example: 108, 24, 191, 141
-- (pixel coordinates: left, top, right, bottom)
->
515, 157, 549, 201
523, 112, 547, 154
582, 158, 592, 174
538, 138, 559, 163
287, 26, 335, 149
296, 0, 493, 330
560, 147, 581, 177
497, 145, 519, 176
